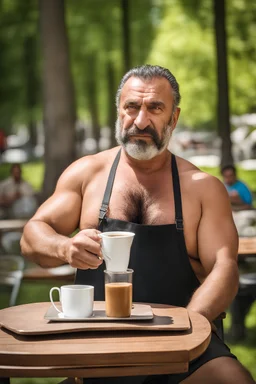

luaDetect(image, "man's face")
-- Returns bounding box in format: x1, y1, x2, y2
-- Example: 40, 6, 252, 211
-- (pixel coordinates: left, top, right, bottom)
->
115, 76, 180, 160
11, 166, 22, 182
222, 169, 236, 186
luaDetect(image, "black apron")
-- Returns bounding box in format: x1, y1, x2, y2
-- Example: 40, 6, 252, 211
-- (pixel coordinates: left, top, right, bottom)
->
75, 149, 200, 305
75, 149, 236, 384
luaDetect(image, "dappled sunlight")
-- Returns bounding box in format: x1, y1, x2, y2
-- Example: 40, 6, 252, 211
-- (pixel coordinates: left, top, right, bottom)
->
192, 171, 209, 181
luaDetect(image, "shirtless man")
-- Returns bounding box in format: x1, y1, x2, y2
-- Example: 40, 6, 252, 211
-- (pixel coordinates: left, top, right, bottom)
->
21, 65, 254, 383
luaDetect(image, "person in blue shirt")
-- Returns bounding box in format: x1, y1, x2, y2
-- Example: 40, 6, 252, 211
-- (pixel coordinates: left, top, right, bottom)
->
221, 165, 253, 211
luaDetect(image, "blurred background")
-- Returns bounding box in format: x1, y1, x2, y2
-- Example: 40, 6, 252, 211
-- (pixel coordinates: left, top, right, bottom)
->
0, 0, 256, 382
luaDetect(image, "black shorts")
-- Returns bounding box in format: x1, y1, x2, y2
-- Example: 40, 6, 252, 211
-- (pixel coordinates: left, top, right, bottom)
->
83, 333, 237, 384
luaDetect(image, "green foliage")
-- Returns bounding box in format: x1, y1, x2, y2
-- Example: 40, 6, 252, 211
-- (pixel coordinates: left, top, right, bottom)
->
148, 0, 216, 128
0, 0, 40, 131
22, 161, 44, 191
148, 0, 256, 129
224, 302, 256, 380
1, 0, 256, 132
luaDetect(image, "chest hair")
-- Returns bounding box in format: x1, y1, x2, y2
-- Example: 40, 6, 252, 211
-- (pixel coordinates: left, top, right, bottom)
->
117, 186, 161, 225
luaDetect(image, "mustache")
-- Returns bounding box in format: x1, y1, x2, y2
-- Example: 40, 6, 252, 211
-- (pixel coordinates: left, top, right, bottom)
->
124, 125, 160, 144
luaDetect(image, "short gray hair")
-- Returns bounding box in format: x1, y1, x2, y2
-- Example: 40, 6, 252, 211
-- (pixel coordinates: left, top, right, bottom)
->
116, 64, 181, 110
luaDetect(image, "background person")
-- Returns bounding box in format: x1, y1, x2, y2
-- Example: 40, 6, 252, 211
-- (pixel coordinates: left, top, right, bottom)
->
21, 65, 254, 383
221, 164, 253, 211
0, 163, 37, 219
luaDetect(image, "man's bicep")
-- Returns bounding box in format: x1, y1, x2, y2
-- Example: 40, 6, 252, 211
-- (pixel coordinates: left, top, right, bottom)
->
197, 177, 238, 275
32, 189, 82, 236
31, 168, 84, 235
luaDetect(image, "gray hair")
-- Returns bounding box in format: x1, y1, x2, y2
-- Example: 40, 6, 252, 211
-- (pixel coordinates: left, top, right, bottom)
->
115, 64, 181, 110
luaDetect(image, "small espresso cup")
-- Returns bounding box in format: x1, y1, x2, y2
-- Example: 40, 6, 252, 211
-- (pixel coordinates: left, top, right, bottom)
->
49, 284, 94, 318
104, 269, 133, 318
100, 231, 135, 272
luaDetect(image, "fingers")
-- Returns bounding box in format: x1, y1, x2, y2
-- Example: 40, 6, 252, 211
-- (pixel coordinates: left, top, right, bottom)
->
67, 229, 103, 270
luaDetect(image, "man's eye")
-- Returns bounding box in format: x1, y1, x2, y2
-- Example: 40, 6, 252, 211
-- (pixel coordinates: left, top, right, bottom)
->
126, 105, 138, 110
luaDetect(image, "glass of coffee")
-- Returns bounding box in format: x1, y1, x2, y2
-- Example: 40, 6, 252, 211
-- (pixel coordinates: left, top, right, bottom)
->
104, 269, 133, 318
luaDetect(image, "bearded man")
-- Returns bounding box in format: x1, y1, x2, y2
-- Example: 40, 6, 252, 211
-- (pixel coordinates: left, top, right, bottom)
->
21, 65, 254, 383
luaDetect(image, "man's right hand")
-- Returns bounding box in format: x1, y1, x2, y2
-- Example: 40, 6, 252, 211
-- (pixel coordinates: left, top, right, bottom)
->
65, 228, 103, 270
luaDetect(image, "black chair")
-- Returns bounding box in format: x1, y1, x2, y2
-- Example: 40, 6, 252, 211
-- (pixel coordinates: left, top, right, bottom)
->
229, 272, 256, 341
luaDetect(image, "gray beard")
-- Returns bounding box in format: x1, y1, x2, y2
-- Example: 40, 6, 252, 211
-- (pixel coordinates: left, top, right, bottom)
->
115, 117, 172, 160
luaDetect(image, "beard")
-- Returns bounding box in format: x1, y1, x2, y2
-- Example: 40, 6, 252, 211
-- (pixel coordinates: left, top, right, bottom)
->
115, 117, 172, 160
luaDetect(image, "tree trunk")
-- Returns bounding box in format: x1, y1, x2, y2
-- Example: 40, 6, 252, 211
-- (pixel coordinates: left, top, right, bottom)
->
107, 60, 117, 148
24, 36, 38, 148
121, 0, 131, 72
39, 0, 76, 201
213, 0, 233, 167
86, 55, 100, 153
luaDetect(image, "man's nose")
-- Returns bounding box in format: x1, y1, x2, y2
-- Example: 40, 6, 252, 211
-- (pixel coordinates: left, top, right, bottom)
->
134, 108, 150, 130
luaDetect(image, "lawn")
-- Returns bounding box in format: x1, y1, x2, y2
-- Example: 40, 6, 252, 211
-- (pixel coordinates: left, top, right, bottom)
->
1, 159, 256, 382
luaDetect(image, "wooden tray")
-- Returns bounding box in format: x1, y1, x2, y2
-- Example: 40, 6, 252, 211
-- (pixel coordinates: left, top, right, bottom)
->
44, 303, 153, 321
0, 301, 191, 335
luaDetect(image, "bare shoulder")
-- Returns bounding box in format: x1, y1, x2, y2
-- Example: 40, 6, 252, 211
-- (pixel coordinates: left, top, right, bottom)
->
56, 147, 121, 191
175, 156, 229, 205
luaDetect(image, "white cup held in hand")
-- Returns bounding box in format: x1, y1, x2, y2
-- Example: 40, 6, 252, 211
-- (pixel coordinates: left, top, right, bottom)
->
100, 231, 135, 272
49, 284, 94, 318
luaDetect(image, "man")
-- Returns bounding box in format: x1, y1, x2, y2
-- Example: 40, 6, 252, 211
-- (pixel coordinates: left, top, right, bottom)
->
0, 163, 37, 219
221, 164, 253, 211
21, 65, 254, 383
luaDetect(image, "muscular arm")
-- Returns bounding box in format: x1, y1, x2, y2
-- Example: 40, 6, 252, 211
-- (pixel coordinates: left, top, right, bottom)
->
187, 176, 239, 323
20, 158, 103, 269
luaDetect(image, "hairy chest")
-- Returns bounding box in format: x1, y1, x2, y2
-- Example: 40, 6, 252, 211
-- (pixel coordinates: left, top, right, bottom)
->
81, 171, 200, 227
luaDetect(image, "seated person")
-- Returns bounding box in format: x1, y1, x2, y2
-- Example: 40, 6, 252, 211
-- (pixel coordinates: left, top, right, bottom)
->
0, 163, 37, 219
221, 165, 253, 211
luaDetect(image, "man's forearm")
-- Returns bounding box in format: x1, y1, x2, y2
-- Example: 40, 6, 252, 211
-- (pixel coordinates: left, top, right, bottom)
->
20, 220, 70, 268
186, 259, 239, 322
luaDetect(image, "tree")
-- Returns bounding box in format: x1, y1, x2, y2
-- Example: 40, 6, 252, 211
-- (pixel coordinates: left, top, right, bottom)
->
121, 0, 131, 72
213, 0, 233, 167
39, 0, 76, 201
24, 34, 39, 147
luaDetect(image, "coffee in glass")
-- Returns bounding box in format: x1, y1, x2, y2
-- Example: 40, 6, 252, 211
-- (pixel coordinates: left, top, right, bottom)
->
104, 269, 133, 317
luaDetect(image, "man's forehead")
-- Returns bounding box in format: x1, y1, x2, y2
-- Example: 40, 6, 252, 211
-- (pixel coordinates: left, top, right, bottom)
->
120, 76, 173, 100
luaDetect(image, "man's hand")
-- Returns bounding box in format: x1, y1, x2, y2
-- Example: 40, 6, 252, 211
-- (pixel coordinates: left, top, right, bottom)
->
229, 190, 243, 204
65, 229, 103, 270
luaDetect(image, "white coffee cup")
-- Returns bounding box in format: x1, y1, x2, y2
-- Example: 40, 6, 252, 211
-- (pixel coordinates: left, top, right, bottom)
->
100, 231, 135, 272
49, 285, 94, 318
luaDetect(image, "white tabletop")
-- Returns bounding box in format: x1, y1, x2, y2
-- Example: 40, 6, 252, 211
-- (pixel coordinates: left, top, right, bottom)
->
0, 219, 27, 231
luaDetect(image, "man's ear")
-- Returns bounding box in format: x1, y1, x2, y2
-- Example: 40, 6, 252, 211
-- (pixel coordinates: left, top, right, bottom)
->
171, 107, 181, 131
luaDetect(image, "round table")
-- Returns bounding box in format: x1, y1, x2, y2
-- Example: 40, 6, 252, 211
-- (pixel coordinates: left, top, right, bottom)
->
0, 302, 211, 379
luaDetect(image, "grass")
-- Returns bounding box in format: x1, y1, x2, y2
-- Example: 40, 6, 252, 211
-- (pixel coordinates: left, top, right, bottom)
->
1, 159, 256, 381
224, 303, 256, 380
